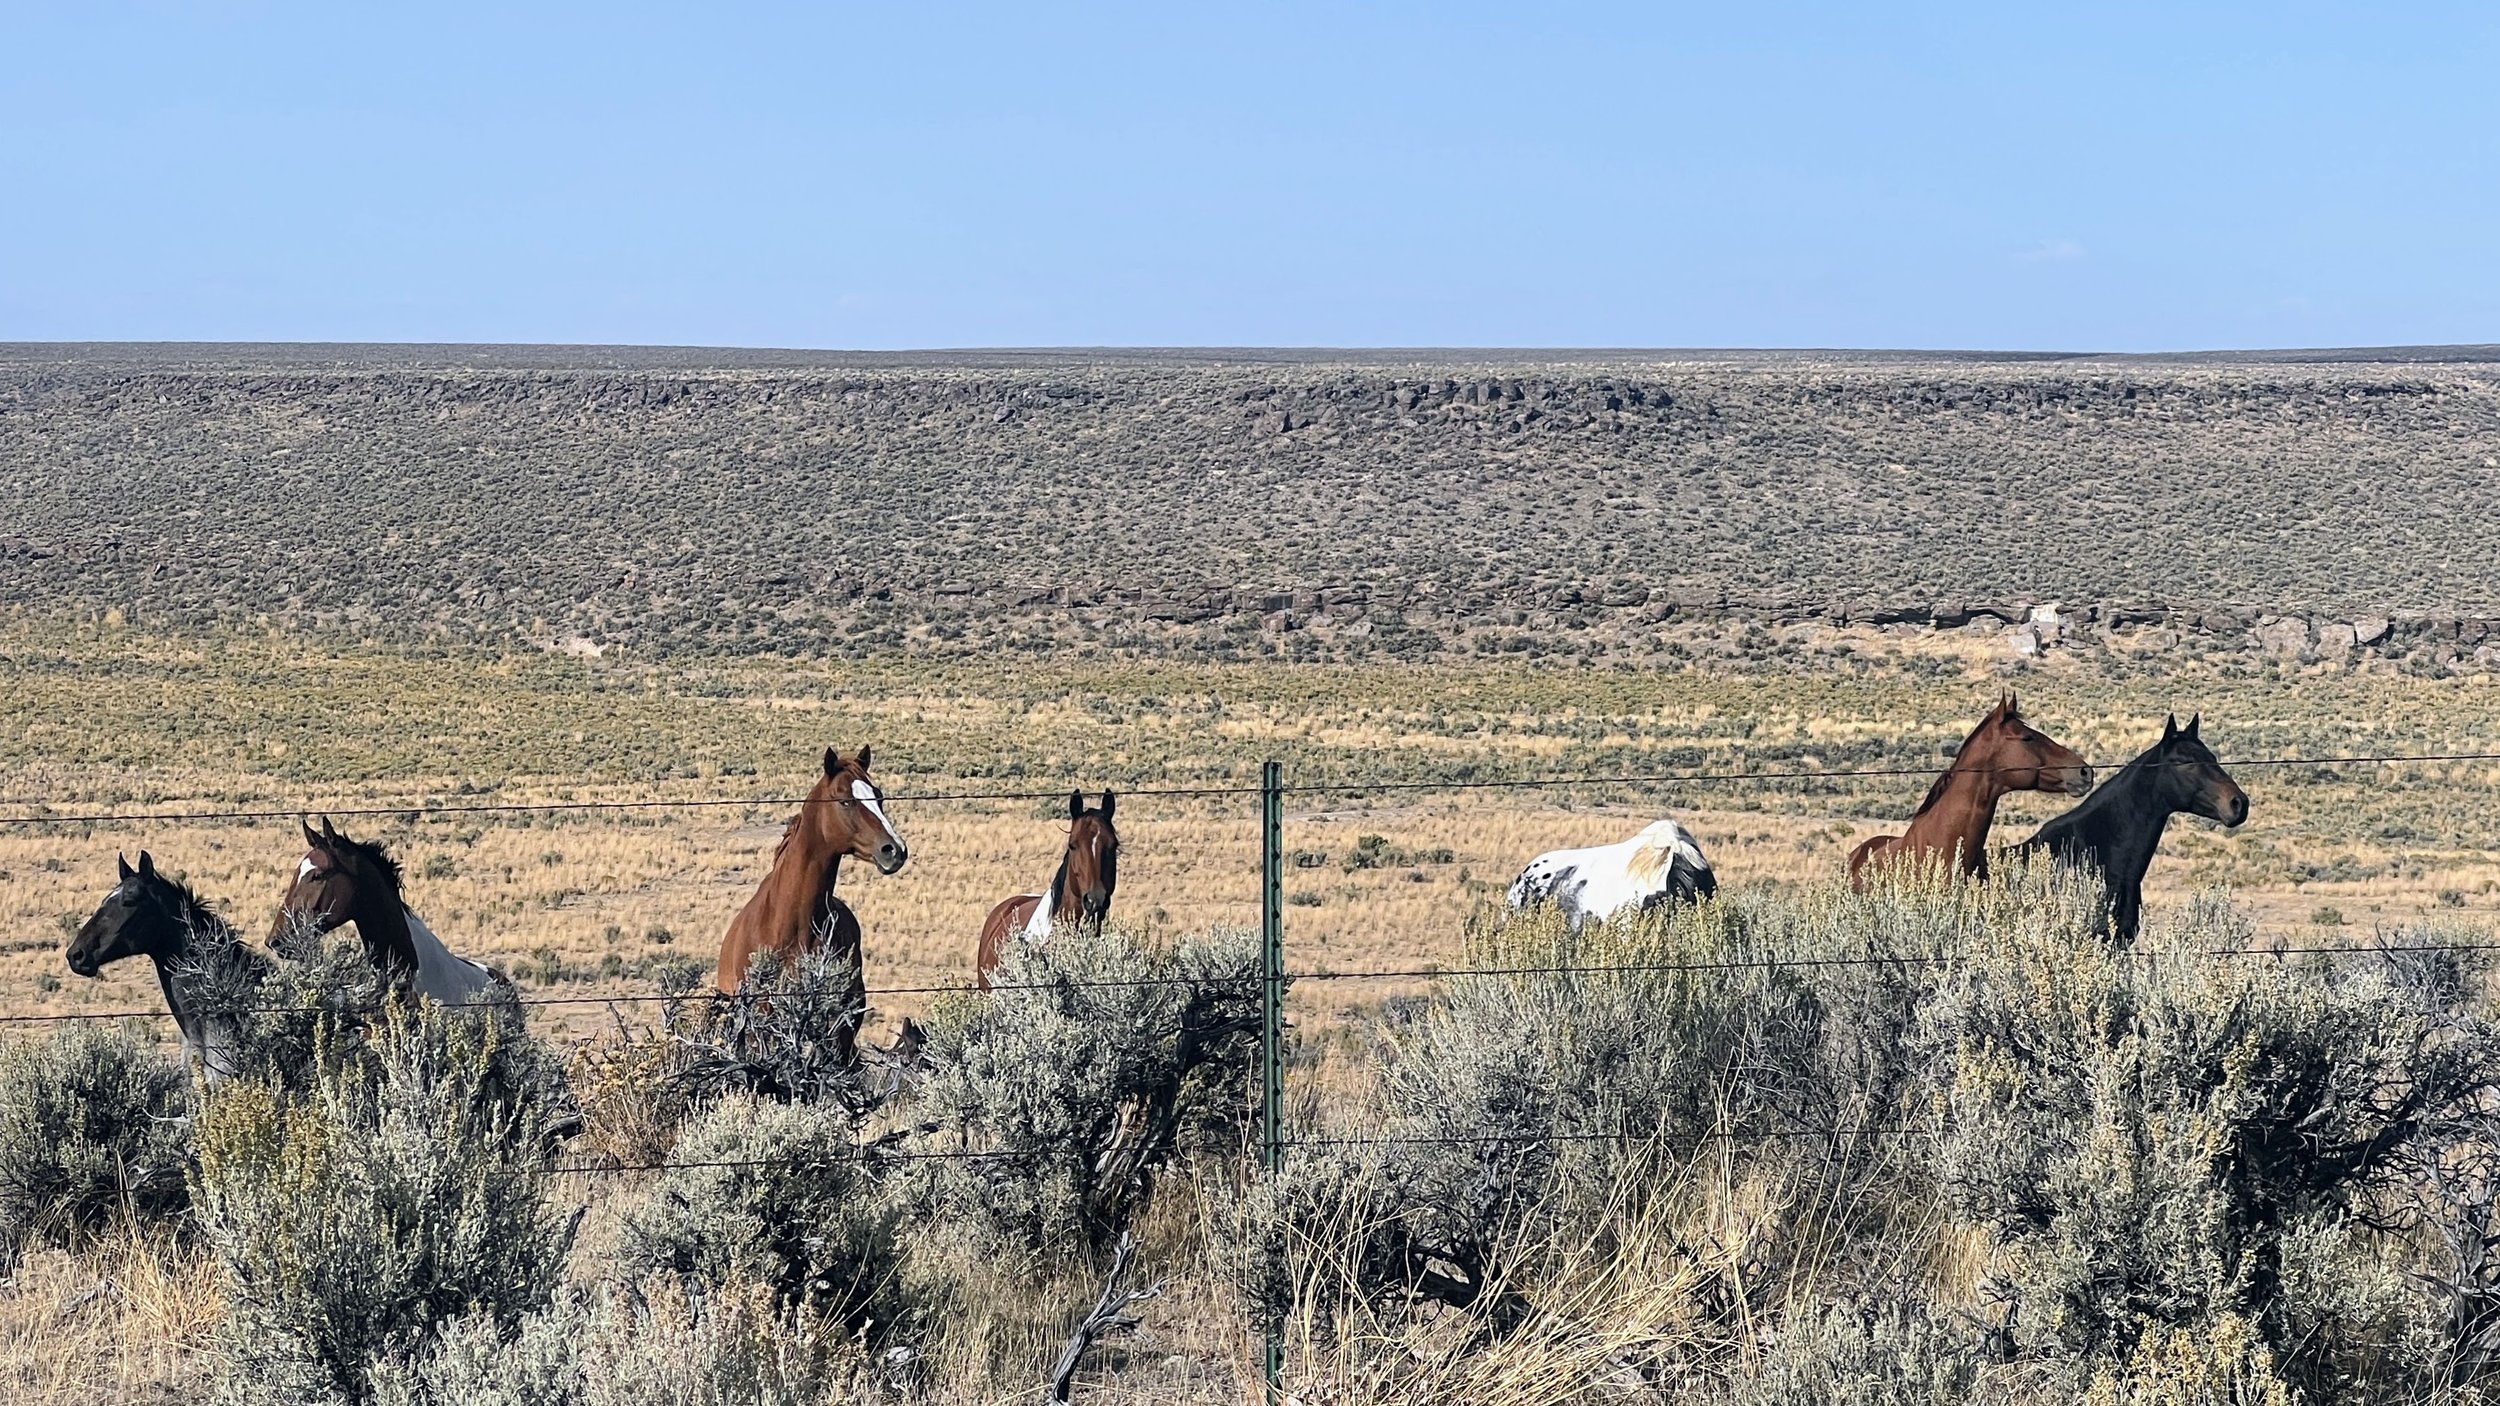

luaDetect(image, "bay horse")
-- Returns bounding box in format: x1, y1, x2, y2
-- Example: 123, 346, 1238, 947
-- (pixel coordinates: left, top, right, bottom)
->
714, 746, 908, 1063
1508, 818, 1716, 929
1847, 695, 2094, 887
276, 816, 506, 1005
976, 789, 1119, 990
2015, 713, 2249, 943
66, 852, 272, 1085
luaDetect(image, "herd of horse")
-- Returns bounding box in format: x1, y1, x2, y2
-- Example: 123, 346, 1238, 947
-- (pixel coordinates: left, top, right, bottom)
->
57, 694, 2248, 1083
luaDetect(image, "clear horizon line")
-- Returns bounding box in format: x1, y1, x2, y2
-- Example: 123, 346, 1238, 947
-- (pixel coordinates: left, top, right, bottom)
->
4, 338, 2497, 360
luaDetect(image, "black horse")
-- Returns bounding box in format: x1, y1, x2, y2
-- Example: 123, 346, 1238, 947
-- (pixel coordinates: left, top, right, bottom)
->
2014, 714, 2250, 943
65, 852, 272, 1085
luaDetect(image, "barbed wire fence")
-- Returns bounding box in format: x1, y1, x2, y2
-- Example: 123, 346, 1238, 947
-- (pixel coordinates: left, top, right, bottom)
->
7, 746, 2500, 1397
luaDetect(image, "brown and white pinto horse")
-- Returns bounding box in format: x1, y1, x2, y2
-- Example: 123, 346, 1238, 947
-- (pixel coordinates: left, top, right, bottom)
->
713, 746, 908, 1063
976, 790, 1118, 990
1848, 695, 2094, 887
277, 816, 506, 1004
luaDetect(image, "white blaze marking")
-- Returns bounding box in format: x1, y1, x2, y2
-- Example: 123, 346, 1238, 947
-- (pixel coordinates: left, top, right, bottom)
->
851, 778, 903, 850
298, 857, 316, 880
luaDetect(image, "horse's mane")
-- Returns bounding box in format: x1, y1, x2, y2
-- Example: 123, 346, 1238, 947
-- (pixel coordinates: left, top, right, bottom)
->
334, 833, 405, 891
1625, 822, 1698, 886
1911, 706, 2008, 818
138, 870, 248, 960
147, 870, 233, 938
769, 771, 845, 867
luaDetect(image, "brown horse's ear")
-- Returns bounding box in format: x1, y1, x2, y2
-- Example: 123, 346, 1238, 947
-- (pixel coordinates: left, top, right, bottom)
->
823, 746, 841, 779
1099, 790, 1115, 824
2003, 692, 2019, 720
303, 817, 322, 848
320, 815, 341, 843
117, 852, 135, 880
853, 744, 871, 772
138, 851, 157, 879
1070, 789, 1086, 820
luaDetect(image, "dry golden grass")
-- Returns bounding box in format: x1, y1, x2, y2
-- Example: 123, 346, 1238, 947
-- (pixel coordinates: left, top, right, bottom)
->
5, 612, 2498, 1404
0, 1220, 219, 1406
6, 620, 2500, 1048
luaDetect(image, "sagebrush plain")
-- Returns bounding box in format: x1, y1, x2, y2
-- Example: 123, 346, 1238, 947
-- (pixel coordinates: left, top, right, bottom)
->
8, 345, 2500, 1406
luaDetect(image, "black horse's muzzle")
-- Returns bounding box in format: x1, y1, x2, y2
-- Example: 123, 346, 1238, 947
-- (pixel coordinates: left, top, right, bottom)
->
65, 950, 101, 978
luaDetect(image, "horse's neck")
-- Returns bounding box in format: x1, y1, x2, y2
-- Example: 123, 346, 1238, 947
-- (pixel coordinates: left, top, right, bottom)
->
1022, 857, 1072, 939
354, 897, 420, 976
399, 906, 496, 1002
148, 921, 253, 1069
1912, 762, 2008, 860
1048, 852, 1081, 914
148, 951, 208, 1052
774, 820, 846, 906
2059, 762, 2172, 886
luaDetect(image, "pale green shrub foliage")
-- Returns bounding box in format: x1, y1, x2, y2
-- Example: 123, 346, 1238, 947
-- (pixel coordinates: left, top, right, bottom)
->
0, 1020, 190, 1271
193, 1001, 575, 1405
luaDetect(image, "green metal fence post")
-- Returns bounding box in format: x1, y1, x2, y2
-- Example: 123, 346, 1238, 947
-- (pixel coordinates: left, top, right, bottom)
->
1260, 758, 1285, 1401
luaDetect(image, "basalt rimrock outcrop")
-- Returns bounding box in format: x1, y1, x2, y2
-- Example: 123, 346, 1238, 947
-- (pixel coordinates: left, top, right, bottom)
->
3, 344, 2496, 663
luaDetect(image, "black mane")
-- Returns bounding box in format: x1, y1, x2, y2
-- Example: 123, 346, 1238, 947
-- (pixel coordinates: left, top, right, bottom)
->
333, 833, 405, 890
141, 868, 237, 945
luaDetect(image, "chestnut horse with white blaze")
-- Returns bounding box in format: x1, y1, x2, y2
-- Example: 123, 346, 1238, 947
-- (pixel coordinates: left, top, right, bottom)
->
1848, 695, 2094, 887
976, 790, 1118, 990
714, 746, 907, 1064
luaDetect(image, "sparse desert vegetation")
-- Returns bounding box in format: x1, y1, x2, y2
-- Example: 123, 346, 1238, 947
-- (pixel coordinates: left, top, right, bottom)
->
7, 345, 2500, 1403
5, 345, 2499, 666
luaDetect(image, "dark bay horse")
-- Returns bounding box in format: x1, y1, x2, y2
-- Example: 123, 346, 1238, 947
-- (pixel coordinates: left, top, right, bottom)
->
1848, 695, 2094, 887
714, 746, 909, 1064
66, 852, 271, 1085
277, 817, 505, 1005
977, 790, 1119, 990
2015, 713, 2249, 942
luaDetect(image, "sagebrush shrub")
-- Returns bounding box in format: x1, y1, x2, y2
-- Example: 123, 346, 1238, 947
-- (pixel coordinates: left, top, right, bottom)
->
1237, 874, 2500, 1406
674, 942, 872, 1109
1250, 893, 1885, 1319
1709, 1299, 1985, 1406
192, 1001, 575, 1405
368, 1277, 865, 1406
0, 1020, 190, 1272
905, 923, 1262, 1253
1917, 890, 2500, 1396
618, 1092, 917, 1346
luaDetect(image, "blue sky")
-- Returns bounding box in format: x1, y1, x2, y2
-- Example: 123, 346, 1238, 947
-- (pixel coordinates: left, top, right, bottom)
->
2, 2, 2492, 350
